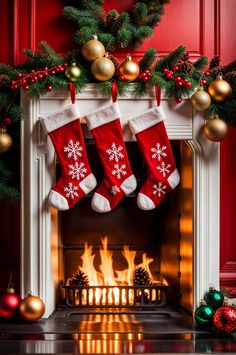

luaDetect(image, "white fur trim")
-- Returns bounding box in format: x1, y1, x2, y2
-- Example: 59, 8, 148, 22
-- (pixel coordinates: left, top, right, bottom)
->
85, 102, 121, 130
137, 193, 156, 210
168, 169, 180, 189
120, 175, 137, 195
40, 104, 80, 133
79, 173, 97, 194
91, 193, 111, 213
48, 190, 69, 210
128, 106, 166, 135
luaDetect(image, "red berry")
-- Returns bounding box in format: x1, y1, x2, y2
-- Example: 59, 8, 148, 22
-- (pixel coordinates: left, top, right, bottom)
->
11, 80, 16, 85
37, 74, 43, 80
165, 73, 172, 79
31, 70, 35, 73
23, 85, 29, 91
204, 71, 210, 76
21, 79, 27, 86
50, 70, 56, 75
44, 72, 48, 77
143, 77, 149, 83
64, 63, 68, 68
34, 76, 38, 81
59, 67, 65, 72
44, 67, 48, 71
138, 74, 143, 80
202, 79, 207, 85
163, 68, 168, 73
173, 65, 179, 72
175, 97, 182, 103
185, 82, 192, 89
146, 72, 152, 78
29, 78, 35, 83
46, 85, 53, 92
16, 73, 22, 78
55, 68, 60, 73
4, 118, 11, 124
142, 73, 147, 78
119, 75, 125, 81
175, 76, 182, 82
176, 80, 183, 88
169, 70, 173, 75
144, 69, 150, 74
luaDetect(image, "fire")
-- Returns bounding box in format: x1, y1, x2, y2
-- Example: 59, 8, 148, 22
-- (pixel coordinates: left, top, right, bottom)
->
79, 236, 154, 287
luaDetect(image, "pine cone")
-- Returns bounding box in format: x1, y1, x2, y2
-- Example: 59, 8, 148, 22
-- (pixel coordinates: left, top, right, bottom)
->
69, 270, 89, 286
0, 74, 11, 90
132, 267, 152, 286
104, 10, 119, 29
222, 60, 236, 75
209, 66, 222, 77
209, 55, 221, 69
224, 71, 236, 85
176, 60, 194, 74
108, 55, 120, 70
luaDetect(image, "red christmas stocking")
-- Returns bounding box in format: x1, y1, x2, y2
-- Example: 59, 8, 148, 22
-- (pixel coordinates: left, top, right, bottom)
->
40, 104, 96, 210
85, 102, 137, 212
128, 106, 180, 210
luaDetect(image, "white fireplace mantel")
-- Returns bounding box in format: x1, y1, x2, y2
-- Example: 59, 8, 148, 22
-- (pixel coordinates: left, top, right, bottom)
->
21, 84, 220, 317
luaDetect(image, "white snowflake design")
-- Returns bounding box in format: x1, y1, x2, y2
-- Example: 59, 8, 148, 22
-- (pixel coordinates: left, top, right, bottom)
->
68, 162, 87, 180
157, 162, 171, 177
153, 182, 167, 197
111, 164, 127, 179
110, 185, 120, 195
151, 143, 167, 161
106, 142, 124, 162
64, 139, 83, 161
63, 182, 79, 199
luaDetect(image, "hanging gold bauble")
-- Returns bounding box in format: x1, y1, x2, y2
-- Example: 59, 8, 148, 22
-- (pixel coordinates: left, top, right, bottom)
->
0, 128, 13, 154
118, 55, 140, 82
65, 62, 82, 82
203, 114, 228, 142
190, 85, 211, 111
91, 53, 115, 81
19, 293, 45, 322
81, 35, 105, 62
208, 75, 232, 102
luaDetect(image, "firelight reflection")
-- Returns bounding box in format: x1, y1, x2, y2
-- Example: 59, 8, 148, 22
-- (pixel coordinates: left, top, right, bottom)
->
73, 314, 144, 354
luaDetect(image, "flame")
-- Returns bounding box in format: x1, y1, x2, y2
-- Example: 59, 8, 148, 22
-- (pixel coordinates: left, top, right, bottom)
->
77, 236, 156, 305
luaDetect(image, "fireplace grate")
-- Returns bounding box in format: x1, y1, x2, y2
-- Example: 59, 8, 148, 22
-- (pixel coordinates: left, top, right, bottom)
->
62, 284, 168, 308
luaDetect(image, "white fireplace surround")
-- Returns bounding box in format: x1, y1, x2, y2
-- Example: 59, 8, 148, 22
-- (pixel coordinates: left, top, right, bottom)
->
21, 85, 220, 318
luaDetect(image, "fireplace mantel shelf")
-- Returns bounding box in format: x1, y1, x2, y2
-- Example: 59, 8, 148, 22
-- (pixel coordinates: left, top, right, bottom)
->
21, 85, 220, 317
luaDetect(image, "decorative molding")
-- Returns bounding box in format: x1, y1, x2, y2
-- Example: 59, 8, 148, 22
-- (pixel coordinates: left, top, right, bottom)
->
13, 0, 20, 64
30, 0, 36, 51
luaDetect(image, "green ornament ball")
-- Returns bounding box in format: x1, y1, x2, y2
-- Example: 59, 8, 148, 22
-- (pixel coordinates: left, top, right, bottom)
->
204, 287, 224, 310
194, 302, 214, 328
65, 62, 82, 82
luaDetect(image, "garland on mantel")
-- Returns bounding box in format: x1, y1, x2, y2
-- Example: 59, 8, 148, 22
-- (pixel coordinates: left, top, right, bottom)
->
0, 0, 236, 203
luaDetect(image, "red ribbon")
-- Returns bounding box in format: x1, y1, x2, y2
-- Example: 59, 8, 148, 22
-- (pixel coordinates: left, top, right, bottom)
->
155, 85, 161, 106
69, 82, 76, 104
112, 80, 118, 103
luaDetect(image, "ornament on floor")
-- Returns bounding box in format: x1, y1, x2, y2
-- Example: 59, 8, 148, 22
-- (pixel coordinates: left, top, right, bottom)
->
204, 285, 224, 310
0, 127, 13, 154
65, 61, 82, 82
81, 35, 105, 62
132, 267, 152, 285
213, 299, 236, 334
19, 292, 45, 321
0, 274, 21, 320
190, 84, 211, 111
208, 74, 232, 102
69, 270, 89, 286
194, 299, 214, 329
91, 52, 115, 81
118, 55, 140, 82
203, 114, 228, 142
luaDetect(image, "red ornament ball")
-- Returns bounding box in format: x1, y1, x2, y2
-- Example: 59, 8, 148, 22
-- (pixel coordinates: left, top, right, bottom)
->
119, 75, 125, 82
0, 290, 21, 320
213, 305, 236, 334
46, 86, 53, 92
175, 97, 182, 103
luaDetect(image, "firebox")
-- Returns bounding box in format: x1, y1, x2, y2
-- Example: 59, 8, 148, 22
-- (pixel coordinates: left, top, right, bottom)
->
21, 84, 220, 319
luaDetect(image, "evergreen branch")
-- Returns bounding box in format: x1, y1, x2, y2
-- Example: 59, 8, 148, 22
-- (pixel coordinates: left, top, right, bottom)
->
156, 45, 186, 71
193, 56, 209, 70
139, 48, 158, 71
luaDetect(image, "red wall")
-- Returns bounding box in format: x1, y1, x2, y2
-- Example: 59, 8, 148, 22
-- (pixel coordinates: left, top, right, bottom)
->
0, 0, 236, 295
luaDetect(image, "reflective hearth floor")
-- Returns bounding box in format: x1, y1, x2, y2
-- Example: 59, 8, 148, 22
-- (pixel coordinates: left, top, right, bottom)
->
0, 307, 236, 354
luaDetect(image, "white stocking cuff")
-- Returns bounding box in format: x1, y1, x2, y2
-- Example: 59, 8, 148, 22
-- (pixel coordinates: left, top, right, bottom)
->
128, 106, 166, 135
40, 104, 80, 134
85, 102, 121, 131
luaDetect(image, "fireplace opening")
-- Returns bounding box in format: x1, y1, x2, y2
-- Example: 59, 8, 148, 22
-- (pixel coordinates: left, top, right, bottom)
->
56, 139, 193, 314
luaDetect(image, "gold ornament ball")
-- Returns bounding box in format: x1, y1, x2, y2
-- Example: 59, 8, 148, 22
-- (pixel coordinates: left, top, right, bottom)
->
208, 78, 232, 102
191, 86, 211, 111
203, 115, 228, 142
0, 128, 13, 154
81, 35, 105, 62
91, 56, 115, 81
65, 62, 82, 82
118, 56, 140, 82
19, 293, 45, 321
